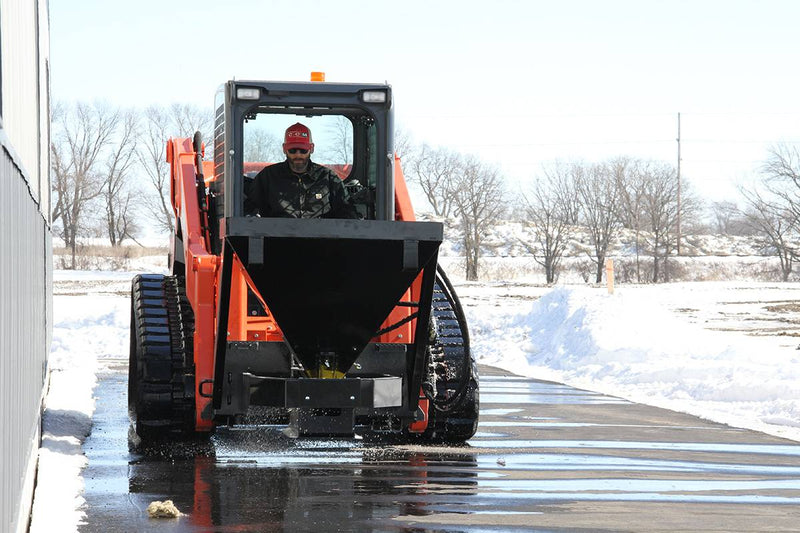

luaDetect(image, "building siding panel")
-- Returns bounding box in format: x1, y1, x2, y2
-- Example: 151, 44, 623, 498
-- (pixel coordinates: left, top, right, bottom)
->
0, 146, 49, 533
0, 0, 51, 531
1, 0, 42, 197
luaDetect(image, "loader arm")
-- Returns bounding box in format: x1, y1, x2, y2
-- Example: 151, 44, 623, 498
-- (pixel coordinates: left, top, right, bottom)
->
166, 137, 218, 431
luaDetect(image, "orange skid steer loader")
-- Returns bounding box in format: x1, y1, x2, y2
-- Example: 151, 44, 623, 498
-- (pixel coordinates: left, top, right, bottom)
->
128, 78, 478, 442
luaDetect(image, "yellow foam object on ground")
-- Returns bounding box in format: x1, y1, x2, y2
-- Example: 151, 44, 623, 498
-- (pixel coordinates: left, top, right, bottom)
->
147, 500, 182, 518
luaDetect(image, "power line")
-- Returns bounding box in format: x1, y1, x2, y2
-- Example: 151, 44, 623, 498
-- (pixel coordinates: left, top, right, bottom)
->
448, 140, 678, 148
445, 139, 800, 150
402, 110, 800, 120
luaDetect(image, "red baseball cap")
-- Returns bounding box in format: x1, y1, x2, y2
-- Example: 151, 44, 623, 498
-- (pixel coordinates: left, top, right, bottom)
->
283, 123, 313, 150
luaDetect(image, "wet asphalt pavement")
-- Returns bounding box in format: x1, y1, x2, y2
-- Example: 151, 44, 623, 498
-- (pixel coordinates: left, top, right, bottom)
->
80, 365, 800, 532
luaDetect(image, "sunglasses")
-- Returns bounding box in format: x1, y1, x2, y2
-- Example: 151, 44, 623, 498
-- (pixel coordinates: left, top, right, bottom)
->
288, 148, 309, 155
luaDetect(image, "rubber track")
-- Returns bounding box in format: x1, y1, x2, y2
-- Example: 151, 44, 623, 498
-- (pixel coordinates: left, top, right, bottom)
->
130, 274, 196, 441
423, 280, 479, 441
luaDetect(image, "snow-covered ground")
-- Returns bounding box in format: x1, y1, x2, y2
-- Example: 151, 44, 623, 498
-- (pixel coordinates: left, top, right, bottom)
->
29, 263, 800, 530
460, 281, 800, 441
29, 271, 132, 532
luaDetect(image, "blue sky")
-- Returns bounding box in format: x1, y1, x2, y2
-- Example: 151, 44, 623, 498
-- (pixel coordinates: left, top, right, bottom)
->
49, 0, 800, 202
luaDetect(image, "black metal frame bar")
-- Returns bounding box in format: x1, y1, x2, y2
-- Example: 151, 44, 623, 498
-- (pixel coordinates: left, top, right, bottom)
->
223, 216, 442, 242
212, 242, 234, 410
407, 252, 438, 409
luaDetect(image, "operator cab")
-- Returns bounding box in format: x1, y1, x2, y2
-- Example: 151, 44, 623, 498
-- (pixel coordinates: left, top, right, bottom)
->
240, 113, 376, 220
210, 80, 395, 240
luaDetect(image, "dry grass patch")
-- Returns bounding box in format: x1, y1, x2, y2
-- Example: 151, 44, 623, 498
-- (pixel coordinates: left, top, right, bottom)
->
54, 244, 169, 270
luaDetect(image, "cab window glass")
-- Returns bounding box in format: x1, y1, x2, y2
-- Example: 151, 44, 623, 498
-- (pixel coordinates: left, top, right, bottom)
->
241, 112, 377, 219
243, 114, 353, 177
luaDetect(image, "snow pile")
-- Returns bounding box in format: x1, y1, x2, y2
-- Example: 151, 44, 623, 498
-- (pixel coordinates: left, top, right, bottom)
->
29, 292, 131, 532
468, 285, 800, 441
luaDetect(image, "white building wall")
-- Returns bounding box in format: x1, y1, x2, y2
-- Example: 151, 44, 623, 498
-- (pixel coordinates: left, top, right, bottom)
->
37, 0, 50, 216
0, 1, 51, 532
1, 0, 45, 203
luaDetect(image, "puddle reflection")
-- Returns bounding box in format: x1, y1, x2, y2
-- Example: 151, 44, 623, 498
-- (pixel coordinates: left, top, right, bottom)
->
467, 439, 800, 455
127, 427, 480, 530
84, 373, 800, 531
482, 393, 629, 405
476, 453, 800, 475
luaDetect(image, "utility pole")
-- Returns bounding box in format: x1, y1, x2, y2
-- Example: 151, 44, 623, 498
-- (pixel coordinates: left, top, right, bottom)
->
676, 112, 681, 256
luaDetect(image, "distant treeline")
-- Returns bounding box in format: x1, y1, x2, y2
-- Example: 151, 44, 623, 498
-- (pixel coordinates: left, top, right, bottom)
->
51, 101, 800, 282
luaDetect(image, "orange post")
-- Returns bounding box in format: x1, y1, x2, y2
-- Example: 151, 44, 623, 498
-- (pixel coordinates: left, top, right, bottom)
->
394, 155, 416, 222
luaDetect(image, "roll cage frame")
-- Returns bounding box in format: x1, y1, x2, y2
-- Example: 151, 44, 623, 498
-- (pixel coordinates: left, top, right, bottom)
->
213, 80, 396, 222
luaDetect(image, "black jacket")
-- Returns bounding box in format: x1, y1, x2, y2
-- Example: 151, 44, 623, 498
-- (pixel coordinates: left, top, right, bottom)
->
247, 160, 357, 219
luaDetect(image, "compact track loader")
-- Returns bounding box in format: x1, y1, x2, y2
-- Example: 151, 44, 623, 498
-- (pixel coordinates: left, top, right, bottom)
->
129, 78, 478, 442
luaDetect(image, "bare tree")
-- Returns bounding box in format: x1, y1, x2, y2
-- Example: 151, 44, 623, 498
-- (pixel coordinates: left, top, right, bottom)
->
101, 109, 139, 246
137, 106, 173, 233
407, 144, 460, 218
324, 116, 353, 165
451, 155, 506, 281
522, 161, 581, 284
639, 162, 677, 282
741, 186, 798, 280
755, 143, 800, 232
394, 126, 414, 161
711, 200, 739, 234
51, 101, 119, 268
243, 128, 283, 163
710, 200, 754, 236
136, 104, 213, 233
613, 157, 647, 282
578, 160, 623, 283
761, 144, 800, 213
734, 143, 800, 280
636, 160, 700, 282
614, 158, 700, 282
170, 103, 213, 145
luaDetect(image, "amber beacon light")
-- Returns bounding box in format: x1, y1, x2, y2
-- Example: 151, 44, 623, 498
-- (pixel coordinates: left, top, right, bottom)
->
310, 71, 325, 82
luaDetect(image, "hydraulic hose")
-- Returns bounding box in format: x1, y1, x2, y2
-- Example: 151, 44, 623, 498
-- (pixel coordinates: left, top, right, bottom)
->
427, 264, 474, 412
